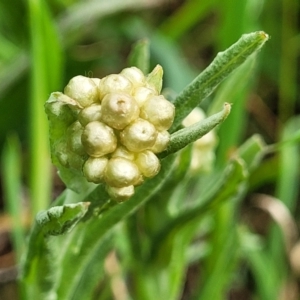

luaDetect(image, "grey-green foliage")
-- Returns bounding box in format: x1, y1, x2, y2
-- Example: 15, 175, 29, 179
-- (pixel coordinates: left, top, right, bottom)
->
21, 31, 269, 300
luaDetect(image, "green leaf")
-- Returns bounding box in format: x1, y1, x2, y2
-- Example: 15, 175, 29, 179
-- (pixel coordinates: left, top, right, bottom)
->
171, 31, 269, 132
149, 158, 247, 265
36, 202, 90, 236
128, 38, 150, 74
45, 92, 91, 193
21, 202, 89, 299
159, 103, 231, 158
54, 155, 176, 300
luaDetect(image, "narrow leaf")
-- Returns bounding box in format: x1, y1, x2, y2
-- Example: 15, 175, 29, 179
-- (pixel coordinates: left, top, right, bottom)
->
128, 38, 150, 74
171, 31, 269, 131
159, 103, 231, 158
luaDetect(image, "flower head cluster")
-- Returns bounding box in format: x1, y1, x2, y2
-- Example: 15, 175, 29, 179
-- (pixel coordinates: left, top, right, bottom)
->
51, 66, 175, 201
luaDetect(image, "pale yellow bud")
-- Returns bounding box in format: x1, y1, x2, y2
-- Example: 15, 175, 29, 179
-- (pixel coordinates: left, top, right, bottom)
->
150, 130, 170, 153
64, 75, 99, 107
83, 156, 108, 183
104, 157, 141, 188
98, 74, 133, 99
140, 95, 175, 131
91, 78, 101, 86
135, 150, 160, 178
120, 118, 157, 152
106, 185, 135, 202
67, 121, 85, 155
101, 93, 140, 130
78, 104, 102, 126
81, 121, 117, 157
111, 146, 135, 161
133, 86, 156, 107
120, 67, 145, 87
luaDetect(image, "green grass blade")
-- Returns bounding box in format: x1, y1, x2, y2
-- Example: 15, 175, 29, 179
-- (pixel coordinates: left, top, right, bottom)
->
128, 39, 150, 74
171, 31, 269, 132
1, 135, 25, 262
27, 0, 63, 215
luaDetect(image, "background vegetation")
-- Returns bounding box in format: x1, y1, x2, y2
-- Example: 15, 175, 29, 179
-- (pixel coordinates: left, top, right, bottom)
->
0, 0, 299, 299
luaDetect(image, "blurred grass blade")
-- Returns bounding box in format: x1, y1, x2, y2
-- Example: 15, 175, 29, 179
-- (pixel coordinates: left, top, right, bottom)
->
150, 158, 247, 265
128, 38, 150, 74
1, 134, 25, 262
159, 0, 215, 40
159, 103, 231, 158
171, 31, 269, 132
276, 116, 300, 210
27, 0, 63, 215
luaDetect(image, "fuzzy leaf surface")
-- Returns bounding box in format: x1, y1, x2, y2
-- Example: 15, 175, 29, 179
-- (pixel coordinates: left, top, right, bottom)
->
159, 103, 231, 158
171, 31, 269, 131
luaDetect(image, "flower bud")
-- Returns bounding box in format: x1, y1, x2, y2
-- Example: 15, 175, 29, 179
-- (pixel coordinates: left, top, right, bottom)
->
98, 74, 133, 99
67, 121, 85, 155
101, 93, 139, 130
104, 157, 141, 188
81, 121, 117, 157
133, 86, 156, 107
120, 118, 157, 152
120, 67, 145, 87
78, 104, 102, 126
135, 150, 160, 178
91, 78, 101, 86
111, 146, 135, 161
83, 156, 108, 183
64, 75, 99, 107
106, 185, 135, 202
140, 95, 175, 131
150, 130, 170, 153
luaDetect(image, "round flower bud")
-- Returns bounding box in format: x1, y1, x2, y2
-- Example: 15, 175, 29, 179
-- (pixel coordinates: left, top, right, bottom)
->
101, 93, 140, 130
133, 86, 156, 107
120, 118, 157, 152
83, 156, 108, 183
67, 121, 85, 155
78, 104, 102, 126
112, 146, 135, 161
81, 121, 117, 157
106, 185, 135, 202
135, 150, 160, 178
104, 157, 141, 188
120, 67, 145, 87
64, 75, 99, 107
98, 74, 133, 99
150, 130, 170, 153
140, 95, 175, 131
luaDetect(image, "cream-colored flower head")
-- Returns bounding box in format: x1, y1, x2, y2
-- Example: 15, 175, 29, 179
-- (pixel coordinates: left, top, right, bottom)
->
54, 66, 175, 201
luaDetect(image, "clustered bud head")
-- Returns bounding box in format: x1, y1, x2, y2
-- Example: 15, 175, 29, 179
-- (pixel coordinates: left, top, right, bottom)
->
50, 66, 174, 201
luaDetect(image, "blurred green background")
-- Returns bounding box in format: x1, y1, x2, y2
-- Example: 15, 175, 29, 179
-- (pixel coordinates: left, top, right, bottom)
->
0, 0, 299, 299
